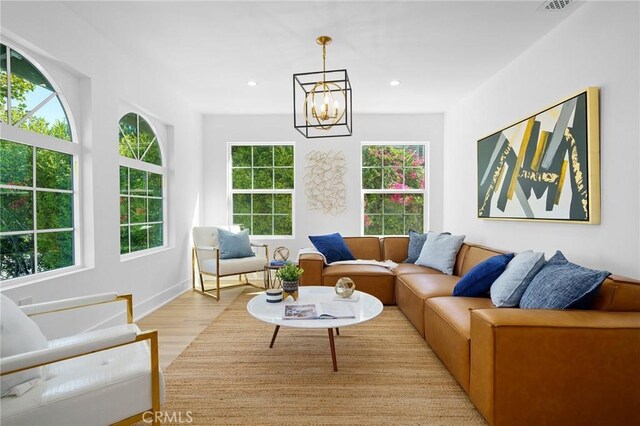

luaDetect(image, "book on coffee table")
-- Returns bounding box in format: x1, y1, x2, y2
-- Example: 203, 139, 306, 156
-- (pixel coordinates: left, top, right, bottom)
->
283, 303, 355, 320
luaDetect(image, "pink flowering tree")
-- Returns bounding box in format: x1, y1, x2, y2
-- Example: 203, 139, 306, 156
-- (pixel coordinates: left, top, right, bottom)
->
362, 145, 425, 235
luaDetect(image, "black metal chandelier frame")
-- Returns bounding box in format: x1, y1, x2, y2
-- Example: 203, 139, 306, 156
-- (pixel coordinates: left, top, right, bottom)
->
293, 36, 353, 139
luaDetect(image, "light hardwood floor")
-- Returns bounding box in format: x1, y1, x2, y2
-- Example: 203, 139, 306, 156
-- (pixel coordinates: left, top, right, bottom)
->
136, 279, 264, 369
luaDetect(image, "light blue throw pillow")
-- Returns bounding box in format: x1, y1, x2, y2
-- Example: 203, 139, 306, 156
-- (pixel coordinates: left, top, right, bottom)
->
415, 232, 465, 275
490, 250, 546, 307
218, 228, 255, 259
520, 251, 610, 309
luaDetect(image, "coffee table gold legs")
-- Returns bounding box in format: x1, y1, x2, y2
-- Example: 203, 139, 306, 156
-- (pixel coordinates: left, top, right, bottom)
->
327, 328, 338, 372
269, 325, 280, 348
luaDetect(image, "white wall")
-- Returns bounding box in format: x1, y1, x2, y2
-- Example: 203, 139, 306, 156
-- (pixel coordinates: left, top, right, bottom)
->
443, 1, 640, 278
203, 114, 444, 255
1, 2, 204, 337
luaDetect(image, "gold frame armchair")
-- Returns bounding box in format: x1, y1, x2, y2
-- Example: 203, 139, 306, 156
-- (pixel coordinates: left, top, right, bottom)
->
192, 225, 269, 300
0, 293, 162, 426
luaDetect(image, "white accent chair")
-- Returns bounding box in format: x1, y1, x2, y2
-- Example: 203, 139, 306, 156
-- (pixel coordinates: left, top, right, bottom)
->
192, 225, 268, 300
0, 292, 163, 426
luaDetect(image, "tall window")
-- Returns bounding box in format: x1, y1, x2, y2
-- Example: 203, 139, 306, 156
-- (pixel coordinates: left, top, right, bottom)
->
119, 113, 165, 254
1, 43, 77, 281
229, 143, 294, 236
361, 143, 426, 235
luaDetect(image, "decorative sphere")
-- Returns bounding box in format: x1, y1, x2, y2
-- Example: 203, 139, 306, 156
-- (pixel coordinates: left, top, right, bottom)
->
273, 246, 290, 262
335, 277, 356, 298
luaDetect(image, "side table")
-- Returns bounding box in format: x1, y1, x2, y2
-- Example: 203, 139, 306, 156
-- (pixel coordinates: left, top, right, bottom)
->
263, 264, 284, 289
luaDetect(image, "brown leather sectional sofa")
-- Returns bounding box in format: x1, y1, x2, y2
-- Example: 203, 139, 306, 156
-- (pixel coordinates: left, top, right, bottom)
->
299, 236, 640, 425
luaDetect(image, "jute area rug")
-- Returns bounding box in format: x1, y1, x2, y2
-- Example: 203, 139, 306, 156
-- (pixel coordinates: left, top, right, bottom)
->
161, 290, 485, 425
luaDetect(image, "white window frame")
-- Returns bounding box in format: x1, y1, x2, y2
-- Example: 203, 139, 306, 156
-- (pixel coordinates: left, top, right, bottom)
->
118, 113, 167, 260
0, 42, 82, 286
360, 141, 430, 236
227, 142, 295, 239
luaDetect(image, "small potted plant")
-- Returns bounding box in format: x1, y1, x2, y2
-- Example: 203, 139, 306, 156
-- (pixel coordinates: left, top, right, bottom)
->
276, 263, 304, 299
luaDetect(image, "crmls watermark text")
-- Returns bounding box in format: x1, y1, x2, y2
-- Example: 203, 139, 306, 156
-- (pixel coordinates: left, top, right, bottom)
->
143, 411, 193, 424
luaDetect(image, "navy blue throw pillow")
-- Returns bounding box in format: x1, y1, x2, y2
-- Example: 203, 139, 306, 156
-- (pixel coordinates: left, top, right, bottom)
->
308, 233, 355, 264
520, 251, 610, 310
453, 253, 515, 297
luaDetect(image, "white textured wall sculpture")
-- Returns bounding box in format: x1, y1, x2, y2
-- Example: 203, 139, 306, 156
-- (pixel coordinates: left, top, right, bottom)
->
304, 150, 346, 215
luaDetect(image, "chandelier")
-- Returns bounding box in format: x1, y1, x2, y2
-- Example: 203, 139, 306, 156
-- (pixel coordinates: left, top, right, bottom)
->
293, 36, 352, 138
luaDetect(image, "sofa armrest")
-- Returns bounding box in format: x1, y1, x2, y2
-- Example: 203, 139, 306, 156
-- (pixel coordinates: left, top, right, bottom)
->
299, 253, 324, 286
469, 309, 640, 426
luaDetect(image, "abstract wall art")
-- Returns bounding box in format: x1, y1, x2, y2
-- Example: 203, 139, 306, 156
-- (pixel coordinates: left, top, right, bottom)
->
477, 87, 600, 223
304, 150, 346, 215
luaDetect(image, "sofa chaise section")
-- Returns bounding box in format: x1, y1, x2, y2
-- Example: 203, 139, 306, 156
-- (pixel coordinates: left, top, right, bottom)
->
469, 308, 640, 426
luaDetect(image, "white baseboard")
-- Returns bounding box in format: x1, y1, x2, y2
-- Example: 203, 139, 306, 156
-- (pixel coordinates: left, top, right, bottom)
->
134, 279, 191, 321
87, 279, 190, 331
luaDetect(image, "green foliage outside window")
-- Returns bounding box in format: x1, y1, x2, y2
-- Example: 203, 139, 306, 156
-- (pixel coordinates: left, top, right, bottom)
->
0, 43, 76, 280
118, 113, 162, 166
120, 166, 164, 254
1, 139, 74, 280
1, 44, 72, 141
362, 144, 426, 235
230, 144, 294, 236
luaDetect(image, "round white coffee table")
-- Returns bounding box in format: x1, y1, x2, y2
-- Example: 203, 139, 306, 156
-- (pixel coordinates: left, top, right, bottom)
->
247, 286, 383, 371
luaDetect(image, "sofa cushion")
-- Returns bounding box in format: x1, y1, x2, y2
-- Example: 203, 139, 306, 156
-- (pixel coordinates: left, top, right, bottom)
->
591, 275, 640, 312
520, 251, 610, 310
415, 232, 465, 275
310, 233, 356, 264
395, 274, 460, 337
344, 236, 382, 261
453, 253, 514, 297
491, 250, 546, 307
217, 228, 255, 259
393, 263, 443, 276
458, 244, 507, 276
322, 265, 395, 304
381, 237, 409, 263
1, 294, 48, 397
322, 264, 393, 277
404, 231, 428, 263
424, 297, 495, 393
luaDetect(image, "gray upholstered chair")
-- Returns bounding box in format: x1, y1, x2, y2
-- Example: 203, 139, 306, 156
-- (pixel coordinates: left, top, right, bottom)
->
191, 225, 268, 300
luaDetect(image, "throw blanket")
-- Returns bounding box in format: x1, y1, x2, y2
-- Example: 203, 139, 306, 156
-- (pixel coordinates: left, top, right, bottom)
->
297, 247, 398, 269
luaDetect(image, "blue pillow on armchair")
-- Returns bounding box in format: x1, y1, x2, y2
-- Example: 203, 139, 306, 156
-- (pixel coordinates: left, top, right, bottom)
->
453, 253, 515, 297
218, 228, 255, 259
309, 233, 355, 264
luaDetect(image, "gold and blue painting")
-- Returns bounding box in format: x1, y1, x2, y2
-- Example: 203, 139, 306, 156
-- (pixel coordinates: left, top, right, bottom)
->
477, 87, 600, 223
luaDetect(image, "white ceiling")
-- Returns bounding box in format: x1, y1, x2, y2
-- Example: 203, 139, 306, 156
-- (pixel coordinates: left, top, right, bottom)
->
63, 1, 581, 115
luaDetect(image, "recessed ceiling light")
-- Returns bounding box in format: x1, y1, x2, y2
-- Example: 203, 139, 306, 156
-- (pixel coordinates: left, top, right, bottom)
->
247, 80, 257, 87
389, 80, 401, 86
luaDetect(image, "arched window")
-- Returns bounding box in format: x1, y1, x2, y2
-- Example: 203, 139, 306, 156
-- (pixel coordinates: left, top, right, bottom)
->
119, 112, 165, 255
0, 43, 78, 281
